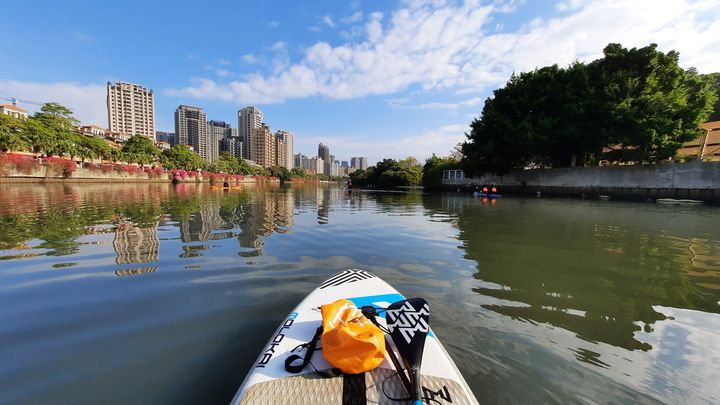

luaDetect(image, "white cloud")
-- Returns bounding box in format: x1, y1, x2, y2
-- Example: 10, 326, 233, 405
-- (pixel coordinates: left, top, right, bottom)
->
217, 59, 232, 65
388, 97, 484, 110
268, 20, 279, 27
556, 0, 586, 12
321, 15, 335, 28
309, 25, 321, 32
0, 80, 107, 126
341, 11, 364, 24
169, 0, 720, 105
295, 123, 468, 164
241, 53, 260, 64
216, 69, 230, 77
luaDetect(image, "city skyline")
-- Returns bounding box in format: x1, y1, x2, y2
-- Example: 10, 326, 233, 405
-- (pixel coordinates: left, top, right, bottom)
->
1, 1, 719, 164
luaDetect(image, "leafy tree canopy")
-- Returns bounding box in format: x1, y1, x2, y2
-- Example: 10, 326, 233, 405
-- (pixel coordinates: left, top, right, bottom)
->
462, 43, 717, 175
160, 144, 207, 170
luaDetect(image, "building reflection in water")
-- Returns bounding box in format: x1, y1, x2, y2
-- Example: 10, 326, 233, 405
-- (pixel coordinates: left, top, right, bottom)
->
113, 222, 159, 264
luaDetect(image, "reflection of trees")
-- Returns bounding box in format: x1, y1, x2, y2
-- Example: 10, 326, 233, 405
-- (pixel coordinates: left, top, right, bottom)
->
0, 183, 301, 263
426, 195, 720, 352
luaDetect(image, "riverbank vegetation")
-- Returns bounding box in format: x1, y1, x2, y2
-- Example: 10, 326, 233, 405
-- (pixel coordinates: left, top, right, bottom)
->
461, 43, 719, 175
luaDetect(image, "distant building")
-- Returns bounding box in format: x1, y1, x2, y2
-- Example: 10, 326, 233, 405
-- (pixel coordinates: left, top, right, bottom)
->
302, 156, 324, 175
275, 134, 287, 169
107, 131, 131, 143
318, 143, 331, 162
156, 141, 171, 150
156, 131, 176, 147
677, 121, 720, 162
294, 153, 307, 169
341, 160, 349, 168
250, 123, 276, 167
79, 125, 107, 138
275, 130, 294, 169
324, 160, 339, 176
175, 105, 207, 160
350, 157, 368, 170
0, 104, 28, 119
207, 120, 234, 163
222, 134, 243, 159
238, 106, 263, 159
107, 81, 155, 140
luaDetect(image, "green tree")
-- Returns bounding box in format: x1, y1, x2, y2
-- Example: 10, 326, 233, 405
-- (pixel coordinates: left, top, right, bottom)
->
593, 43, 715, 163
291, 167, 306, 178
0, 114, 29, 152
422, 154, 460, 188
701, 72, 720, 121
122, 135, 159, 166
268, 165, 292, 181
462, 43, 717, 175
160, 144, 206, 170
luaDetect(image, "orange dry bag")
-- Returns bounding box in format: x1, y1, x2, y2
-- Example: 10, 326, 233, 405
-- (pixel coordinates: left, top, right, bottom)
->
320, 299, 386, 374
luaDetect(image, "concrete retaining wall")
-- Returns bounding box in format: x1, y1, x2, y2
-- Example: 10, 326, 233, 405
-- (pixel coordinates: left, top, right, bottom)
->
447, 162, 720, 203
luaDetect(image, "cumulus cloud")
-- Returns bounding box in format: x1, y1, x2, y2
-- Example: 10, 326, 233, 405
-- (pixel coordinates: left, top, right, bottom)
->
321, 15, 335, 28
168, 0, 720, 105
0, 80, 107, 126
340, 11, 364, 24
388, 97, 484, 110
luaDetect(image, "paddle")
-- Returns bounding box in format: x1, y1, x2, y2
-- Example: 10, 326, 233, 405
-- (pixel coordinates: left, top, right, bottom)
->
385, 298, 430, 405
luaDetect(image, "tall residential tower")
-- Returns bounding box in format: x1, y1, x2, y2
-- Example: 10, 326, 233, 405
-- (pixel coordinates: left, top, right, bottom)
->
238, 107, 263, 160
275, 130, 294, 169
107, 81, 156, 140
175, 105, 207, 158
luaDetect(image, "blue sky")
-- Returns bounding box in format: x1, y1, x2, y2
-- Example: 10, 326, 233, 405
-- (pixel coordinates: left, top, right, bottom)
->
1, 0, 718, 164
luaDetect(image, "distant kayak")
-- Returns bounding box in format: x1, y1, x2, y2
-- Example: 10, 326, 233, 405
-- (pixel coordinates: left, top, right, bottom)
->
231, 269, 478, 404
473, 192, 501, 198
211, 185, 242, 190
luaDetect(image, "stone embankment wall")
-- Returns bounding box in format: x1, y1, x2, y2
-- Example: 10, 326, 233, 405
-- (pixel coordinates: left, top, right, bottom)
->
449, 162, 720, 203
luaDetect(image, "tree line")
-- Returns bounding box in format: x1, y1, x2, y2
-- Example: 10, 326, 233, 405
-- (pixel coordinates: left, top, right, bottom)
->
0, 102, 266, 175
461, 43, 719, 175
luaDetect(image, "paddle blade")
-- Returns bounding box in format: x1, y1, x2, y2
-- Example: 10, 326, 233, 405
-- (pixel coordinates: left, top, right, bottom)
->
385, 298, 430, 368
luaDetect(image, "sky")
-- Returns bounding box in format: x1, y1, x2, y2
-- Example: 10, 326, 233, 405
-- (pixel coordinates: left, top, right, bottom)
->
1, 0, 719, 164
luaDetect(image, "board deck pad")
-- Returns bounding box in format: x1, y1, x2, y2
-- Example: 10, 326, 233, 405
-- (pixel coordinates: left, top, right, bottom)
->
231, 269, 478, 405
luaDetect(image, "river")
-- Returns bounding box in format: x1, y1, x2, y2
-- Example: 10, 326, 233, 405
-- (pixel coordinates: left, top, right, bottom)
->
0, 183, 718, 404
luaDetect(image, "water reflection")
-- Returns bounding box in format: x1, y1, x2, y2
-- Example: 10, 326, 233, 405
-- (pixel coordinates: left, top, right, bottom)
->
1, 185, 719, 403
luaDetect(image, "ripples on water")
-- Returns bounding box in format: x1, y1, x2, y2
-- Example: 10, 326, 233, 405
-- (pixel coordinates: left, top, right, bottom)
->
0, 183, 719, 404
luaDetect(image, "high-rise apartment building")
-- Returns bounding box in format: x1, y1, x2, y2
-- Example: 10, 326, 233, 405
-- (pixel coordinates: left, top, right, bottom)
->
222, 135, 243, 159
207, 120, 235, 163
275, 130, 294, 169
107, 81, 156, 140
156, 131, 176, 147
250, 124, 275, 167
294, 153, 307, 169
318, 143, 330, 162
351, 157, 369, 170
275, 136, 286, 170
238, 107, 263, 159
302, 157, 324, 175
175, 105, 207, 159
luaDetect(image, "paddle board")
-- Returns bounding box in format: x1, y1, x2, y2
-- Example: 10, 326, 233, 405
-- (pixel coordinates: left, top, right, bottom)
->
231, 269, 478, 405
473, 192, 501, 198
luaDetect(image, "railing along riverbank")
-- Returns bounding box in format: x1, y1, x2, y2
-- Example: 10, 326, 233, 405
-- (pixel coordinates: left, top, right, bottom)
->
442, 161, 720, 203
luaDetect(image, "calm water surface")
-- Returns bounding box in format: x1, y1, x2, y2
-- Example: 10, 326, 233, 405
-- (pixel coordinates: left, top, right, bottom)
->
0, 183, 719, 404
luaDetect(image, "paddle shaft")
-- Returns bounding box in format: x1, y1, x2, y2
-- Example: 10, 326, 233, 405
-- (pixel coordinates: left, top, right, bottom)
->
410, 365, 422, 404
